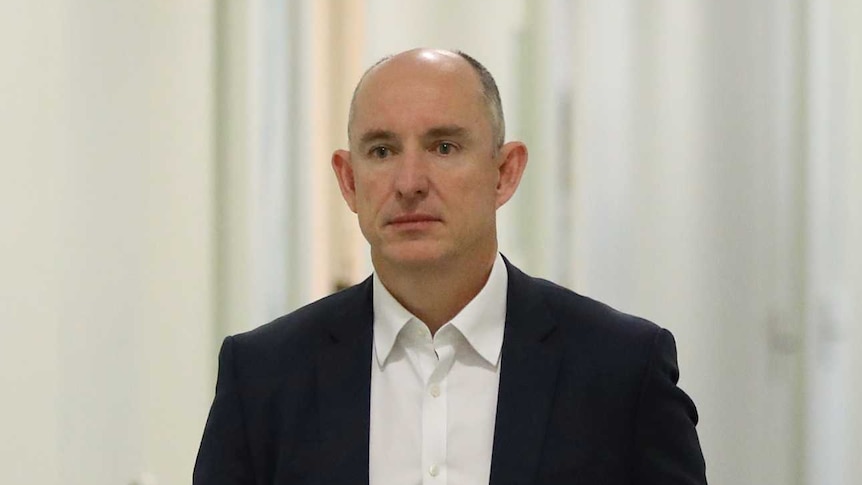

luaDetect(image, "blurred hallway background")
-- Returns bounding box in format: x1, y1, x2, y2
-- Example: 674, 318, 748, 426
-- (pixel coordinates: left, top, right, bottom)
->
1, 1, 860, 484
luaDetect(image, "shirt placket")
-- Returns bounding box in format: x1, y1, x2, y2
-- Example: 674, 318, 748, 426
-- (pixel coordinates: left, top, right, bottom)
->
412, 327, 457, 485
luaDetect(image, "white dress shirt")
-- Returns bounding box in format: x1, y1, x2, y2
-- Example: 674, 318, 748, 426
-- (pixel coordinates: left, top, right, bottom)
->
369, 253, 508, 485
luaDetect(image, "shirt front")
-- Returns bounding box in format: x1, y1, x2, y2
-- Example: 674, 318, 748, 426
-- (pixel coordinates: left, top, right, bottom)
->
369, 253, 508, 485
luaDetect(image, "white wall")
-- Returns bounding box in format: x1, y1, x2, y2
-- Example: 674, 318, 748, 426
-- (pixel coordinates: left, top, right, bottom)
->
214, 0, 317, 335
846, 2, 862, 478
0, 2, 215, 484
1, 3, 68, 482
803, 1, 862, 483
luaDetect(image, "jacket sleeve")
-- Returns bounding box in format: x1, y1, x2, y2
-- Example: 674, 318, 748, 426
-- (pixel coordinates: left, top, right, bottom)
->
193, 336, 256, 485
633, 328, 708, 484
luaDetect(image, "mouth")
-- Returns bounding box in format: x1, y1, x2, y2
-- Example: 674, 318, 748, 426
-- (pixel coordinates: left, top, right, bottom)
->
387, 214, 442, 229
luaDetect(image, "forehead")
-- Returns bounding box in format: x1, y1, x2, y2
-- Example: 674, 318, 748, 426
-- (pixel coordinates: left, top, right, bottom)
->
350, 56, 489, 139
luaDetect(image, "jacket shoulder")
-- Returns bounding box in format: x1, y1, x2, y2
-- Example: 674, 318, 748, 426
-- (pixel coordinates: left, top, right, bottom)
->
229, 277, 373, 362
516, 268, 662, 343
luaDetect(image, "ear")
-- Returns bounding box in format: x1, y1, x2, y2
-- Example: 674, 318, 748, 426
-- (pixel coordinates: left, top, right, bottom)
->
331, 149, 358, 213
494, 141, 528, 208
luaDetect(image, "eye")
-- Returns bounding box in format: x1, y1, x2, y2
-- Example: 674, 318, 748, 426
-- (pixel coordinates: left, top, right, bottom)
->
370, 146, 391, 159
435, 142, 457, 156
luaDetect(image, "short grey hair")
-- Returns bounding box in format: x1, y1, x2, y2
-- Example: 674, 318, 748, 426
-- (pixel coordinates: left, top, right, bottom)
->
347, 50, 506, 153
454, 50, 505, 151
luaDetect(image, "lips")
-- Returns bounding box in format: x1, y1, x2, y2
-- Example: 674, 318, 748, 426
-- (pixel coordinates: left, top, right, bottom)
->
387, 214, 442, 226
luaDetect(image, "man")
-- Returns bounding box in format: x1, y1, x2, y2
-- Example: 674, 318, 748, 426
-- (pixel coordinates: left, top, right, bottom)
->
194, 48, 707, 484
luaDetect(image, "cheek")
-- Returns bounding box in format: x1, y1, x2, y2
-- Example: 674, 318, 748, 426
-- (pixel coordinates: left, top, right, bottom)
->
455, 171, 499, 206
354, 175, 390, 215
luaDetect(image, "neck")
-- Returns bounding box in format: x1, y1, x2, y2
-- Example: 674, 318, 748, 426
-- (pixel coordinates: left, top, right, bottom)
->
373, 249, 498, 335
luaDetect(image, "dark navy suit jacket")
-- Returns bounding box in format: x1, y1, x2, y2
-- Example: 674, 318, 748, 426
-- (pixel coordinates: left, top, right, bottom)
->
194, 259, 707, 484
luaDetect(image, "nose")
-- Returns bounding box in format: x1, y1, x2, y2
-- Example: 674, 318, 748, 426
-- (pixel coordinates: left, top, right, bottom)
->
393, 149, 429, 200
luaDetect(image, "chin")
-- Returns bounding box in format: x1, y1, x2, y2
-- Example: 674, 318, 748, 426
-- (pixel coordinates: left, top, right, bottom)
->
377, 242, 450, 268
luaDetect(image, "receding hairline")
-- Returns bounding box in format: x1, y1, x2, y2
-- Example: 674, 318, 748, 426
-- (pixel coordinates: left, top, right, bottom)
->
347, 49, 506, 152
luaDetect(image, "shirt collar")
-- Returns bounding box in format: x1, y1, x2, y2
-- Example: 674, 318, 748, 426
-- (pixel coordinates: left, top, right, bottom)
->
372, 271, 415, 367
372, 253, 508, 367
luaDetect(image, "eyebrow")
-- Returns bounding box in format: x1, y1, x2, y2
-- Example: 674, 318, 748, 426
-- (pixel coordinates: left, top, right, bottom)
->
424, 125, 469, 140
358, 129, 397, 147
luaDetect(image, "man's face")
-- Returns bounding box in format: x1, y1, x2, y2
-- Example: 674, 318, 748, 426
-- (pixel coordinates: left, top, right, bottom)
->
333, 51, 511, 271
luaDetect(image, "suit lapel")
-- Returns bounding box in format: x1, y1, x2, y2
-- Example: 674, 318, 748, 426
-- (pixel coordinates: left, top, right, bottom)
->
316, 278, 374, 484
490, 261, 563, 485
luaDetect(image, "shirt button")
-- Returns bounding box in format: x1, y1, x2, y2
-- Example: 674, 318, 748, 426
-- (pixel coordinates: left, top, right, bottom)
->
429, 464, 439, 477
429, 384, 441, 398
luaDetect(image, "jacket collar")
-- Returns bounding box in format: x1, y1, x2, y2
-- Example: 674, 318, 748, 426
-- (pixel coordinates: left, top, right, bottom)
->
489, 258, 563, 485
316, 277, 374, 484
